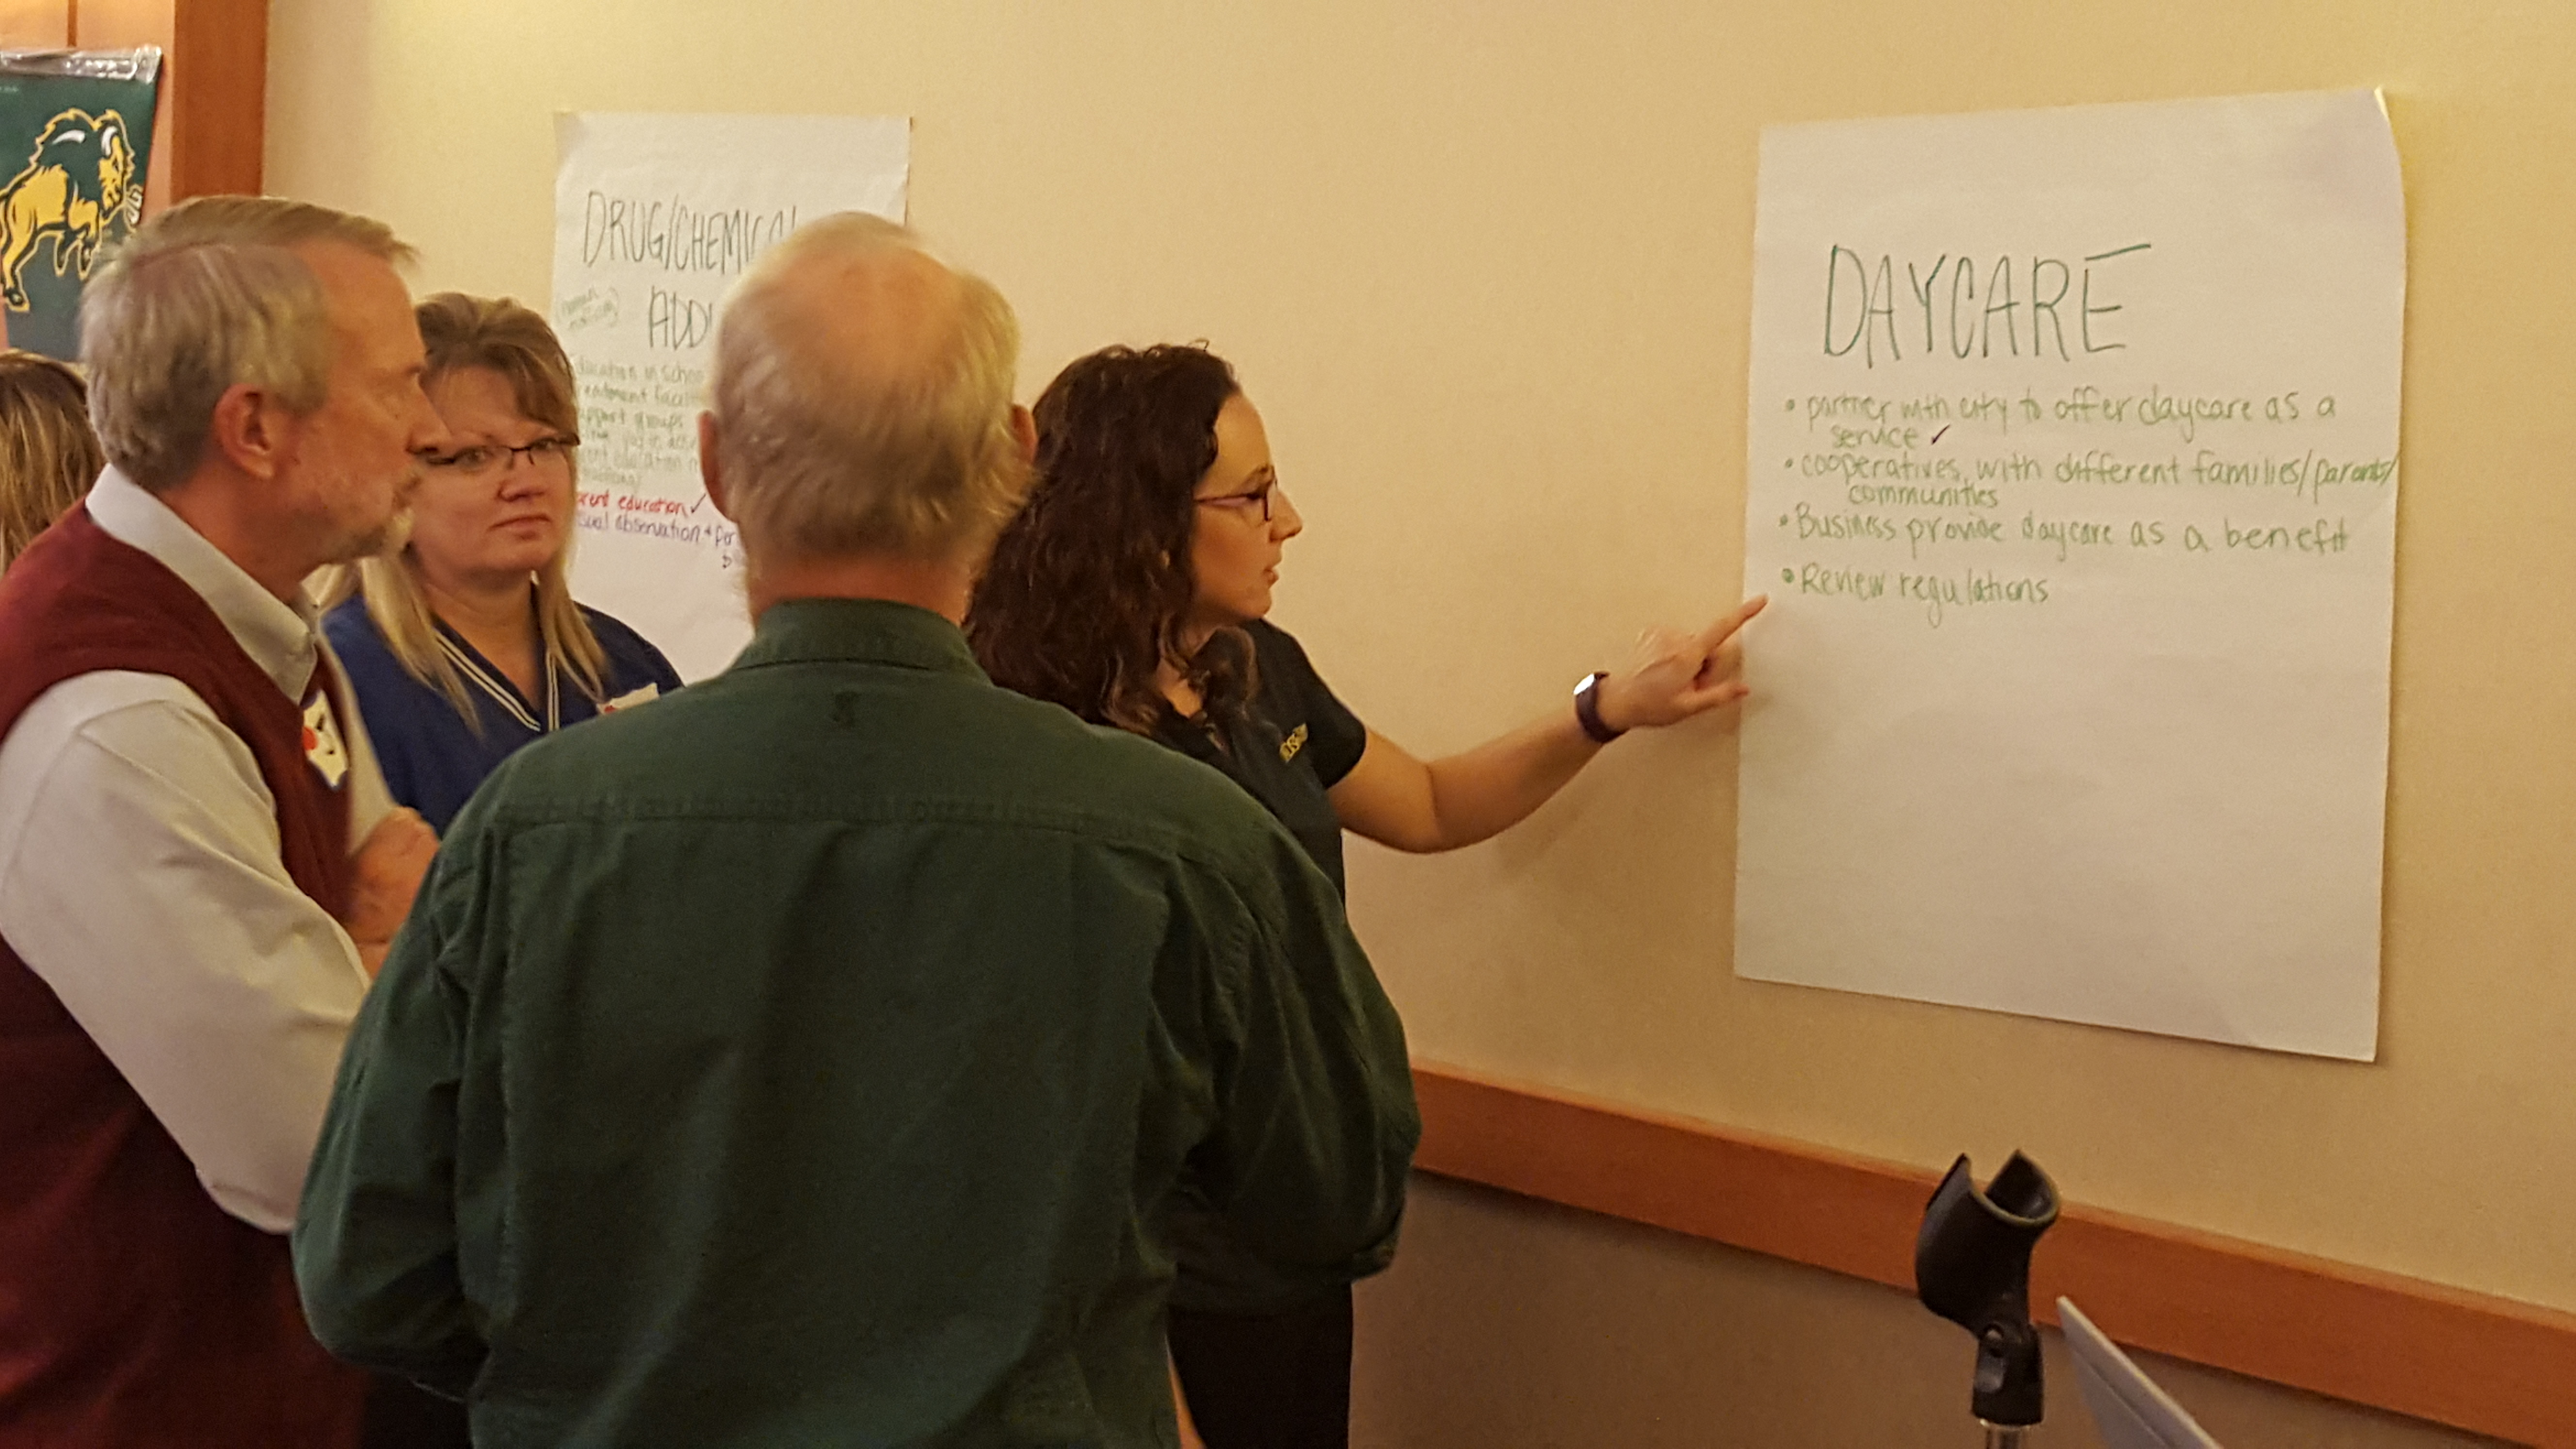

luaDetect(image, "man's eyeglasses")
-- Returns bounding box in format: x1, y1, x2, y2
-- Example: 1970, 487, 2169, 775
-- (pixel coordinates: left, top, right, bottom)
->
1194, 478, 1277, 522
422, 436, 580, 478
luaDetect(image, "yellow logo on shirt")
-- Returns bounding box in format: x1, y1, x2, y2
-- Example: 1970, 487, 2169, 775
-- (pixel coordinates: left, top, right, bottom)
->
1279, 724, 1308, 764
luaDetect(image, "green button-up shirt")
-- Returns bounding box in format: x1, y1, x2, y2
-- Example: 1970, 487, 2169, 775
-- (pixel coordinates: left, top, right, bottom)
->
293, 599, 1419, 1449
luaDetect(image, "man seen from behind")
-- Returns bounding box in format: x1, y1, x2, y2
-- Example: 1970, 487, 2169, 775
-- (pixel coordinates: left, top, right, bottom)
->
292, 213, 1421, 1449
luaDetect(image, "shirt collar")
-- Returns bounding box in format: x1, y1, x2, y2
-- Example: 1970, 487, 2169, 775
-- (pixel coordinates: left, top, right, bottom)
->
84, 468, 322, 700
730, 597, 987, 680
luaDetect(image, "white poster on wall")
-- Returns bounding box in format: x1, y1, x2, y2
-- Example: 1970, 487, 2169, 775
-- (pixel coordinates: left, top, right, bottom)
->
551, 112, 909, 680
1736, 90, 2403, 1061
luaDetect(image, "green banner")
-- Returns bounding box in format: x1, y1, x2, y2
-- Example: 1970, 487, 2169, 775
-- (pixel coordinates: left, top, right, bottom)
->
0, 48, 160, 361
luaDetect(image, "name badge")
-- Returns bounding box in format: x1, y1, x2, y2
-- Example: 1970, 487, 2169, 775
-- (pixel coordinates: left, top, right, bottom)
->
302, 692, 348, 790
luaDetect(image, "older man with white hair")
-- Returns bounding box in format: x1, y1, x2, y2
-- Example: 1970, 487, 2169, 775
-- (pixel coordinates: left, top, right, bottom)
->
0, 197, 449, 1447
293, 213, 1420, 1449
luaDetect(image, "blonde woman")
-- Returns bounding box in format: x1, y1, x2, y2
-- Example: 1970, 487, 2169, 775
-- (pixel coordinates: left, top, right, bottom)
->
324, 293, 680, 832
0, 349, 103, 568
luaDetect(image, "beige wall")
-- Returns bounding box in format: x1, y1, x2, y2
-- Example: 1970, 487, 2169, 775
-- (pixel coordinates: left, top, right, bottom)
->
269, 0, 2576, 1389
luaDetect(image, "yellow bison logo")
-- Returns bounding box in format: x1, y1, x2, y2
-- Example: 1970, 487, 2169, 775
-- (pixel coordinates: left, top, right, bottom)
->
0, 108, 138, 312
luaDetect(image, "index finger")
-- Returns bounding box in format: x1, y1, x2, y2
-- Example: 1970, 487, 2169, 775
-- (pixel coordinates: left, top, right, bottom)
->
1695, 594, 1770, 654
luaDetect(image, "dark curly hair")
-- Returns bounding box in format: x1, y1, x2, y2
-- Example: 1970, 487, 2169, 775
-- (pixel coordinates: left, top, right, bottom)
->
967, 343, 1256, 734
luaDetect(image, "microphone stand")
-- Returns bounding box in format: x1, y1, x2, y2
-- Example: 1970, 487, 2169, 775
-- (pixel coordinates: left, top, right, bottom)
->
1915, 1151, 2059, 1448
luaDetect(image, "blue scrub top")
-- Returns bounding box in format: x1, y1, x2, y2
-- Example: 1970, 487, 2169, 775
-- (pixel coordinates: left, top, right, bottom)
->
325, 595, 685, 833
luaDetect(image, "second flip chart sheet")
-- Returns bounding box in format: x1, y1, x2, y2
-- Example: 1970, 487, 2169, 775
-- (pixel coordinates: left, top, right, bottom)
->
1736, 90, 2403, 1060
551, 112, 910, 681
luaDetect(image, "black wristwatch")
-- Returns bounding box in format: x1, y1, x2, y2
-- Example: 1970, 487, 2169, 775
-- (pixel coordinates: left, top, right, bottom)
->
1573, 670, 1624, 744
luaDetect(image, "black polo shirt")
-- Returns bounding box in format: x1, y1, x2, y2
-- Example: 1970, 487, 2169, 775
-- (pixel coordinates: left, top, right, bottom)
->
1151, 620, 1369, 896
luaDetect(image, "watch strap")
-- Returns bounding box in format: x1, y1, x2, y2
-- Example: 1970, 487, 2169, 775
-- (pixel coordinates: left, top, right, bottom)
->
1574, 670, 1624, 744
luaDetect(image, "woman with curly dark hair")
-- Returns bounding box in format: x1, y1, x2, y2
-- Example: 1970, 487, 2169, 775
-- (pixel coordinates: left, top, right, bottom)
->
967, 342, 1765, 1449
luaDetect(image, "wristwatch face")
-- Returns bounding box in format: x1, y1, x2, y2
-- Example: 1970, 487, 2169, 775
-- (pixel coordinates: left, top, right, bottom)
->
1572, 670, 1620, 742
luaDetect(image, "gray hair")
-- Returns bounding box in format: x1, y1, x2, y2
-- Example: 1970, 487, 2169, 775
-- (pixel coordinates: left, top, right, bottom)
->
709, 213, 1026, 563
81, 195, 415, 493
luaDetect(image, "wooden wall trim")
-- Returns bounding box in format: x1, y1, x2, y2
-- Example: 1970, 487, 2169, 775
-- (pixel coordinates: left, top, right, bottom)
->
76, 0, 267, 204
165, 0, 266, 197
0, 1, 72, 46
1410, 1063, 2576, 1446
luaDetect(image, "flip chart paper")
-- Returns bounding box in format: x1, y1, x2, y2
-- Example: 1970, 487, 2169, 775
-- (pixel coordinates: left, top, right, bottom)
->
1736, 90, 2402, 1061
551, 112, 909, 680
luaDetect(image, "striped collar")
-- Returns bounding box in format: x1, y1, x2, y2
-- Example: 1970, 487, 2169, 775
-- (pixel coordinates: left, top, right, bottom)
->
435, 623, 560, 734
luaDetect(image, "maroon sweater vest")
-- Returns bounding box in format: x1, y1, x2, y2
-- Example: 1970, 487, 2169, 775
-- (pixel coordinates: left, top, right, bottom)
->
0, 507, 368, 1448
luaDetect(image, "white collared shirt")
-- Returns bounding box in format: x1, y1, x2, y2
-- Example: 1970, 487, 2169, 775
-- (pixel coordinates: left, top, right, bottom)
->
0, 470, 395, 1233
